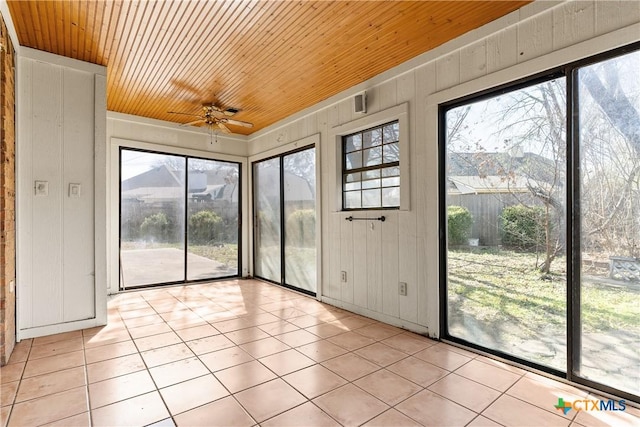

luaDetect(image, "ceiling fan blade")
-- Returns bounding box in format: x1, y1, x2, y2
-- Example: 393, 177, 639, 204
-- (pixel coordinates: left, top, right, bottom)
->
168, 111, 202, 117
181, 119, 205, 126
217, 123, 232, 134
224, 118, 253, 128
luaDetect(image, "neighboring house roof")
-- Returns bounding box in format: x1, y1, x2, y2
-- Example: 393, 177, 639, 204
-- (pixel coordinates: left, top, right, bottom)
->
449, 176, 534, 195
448, 151, 557, 184
121, 164, 184, 191
257, 167, 314, 202
122, 164, 241, 203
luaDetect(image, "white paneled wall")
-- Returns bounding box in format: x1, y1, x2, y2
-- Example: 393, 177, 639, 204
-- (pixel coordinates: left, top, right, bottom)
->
17, 48, 107, 339
247, 0, 640, 337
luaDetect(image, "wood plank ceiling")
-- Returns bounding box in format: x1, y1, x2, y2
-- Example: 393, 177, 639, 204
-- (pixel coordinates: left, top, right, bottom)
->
6, 0, 530, 135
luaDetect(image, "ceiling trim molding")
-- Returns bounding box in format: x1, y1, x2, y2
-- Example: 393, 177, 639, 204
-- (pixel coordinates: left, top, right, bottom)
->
21, 46, 105, 75
107, 111, 249, 143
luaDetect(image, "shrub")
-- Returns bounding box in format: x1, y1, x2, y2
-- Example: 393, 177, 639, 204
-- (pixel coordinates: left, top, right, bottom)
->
448, 206, 473, 245
501, 205, 546, 250
286, 209, 316, 247
140, 212, 170, 242
189, 210, 223, 244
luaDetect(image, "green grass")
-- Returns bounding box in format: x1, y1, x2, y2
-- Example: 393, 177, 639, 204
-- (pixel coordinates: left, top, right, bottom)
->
448, 249, 639, 334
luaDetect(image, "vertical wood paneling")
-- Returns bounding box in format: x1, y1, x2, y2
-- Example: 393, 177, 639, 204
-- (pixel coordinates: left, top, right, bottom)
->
416, 62, 436, 330
94, 73, 108, 321
366, 213, 382, 312
18, 53, 104, 337
339, 214, 354, 304
397, 69, 418, 323
553, 1, 595, 51
517, 9, 553, 63
30, 61, 64, 328
435, 51, 460, 91
460, 40, 487, 82
381, 211, 399, 317
17, 58, 34, 329
486, 27, 518, 74
317, 108, 333, 299
352, 219, 368, 307
595, 0, 640, 36
62, 69, 95, 322
377, 79, 398, 112
338, 98, 354, 127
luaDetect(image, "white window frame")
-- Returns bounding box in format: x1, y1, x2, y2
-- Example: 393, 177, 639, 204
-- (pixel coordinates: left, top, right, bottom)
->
330, 103, 410, 212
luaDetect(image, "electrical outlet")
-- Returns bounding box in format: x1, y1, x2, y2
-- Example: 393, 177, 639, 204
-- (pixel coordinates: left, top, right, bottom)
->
399, 282, 407, 296
341, 271, 347, 282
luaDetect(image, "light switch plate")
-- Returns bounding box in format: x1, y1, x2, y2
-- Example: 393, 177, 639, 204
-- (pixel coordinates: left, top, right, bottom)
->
69, 183, 81, 198
34, 181, 48, 196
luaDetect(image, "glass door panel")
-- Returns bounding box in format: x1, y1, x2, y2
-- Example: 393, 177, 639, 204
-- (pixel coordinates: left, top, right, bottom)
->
444, 77, 567, 371
120, 150, 186, 287
577, 50, 640, 395
253, 158, 282, 282
284, 148, 317, 293
186, 158, 240, 280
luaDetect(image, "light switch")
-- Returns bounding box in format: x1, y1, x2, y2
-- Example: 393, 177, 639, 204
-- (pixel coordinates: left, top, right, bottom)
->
34, 181, 48, 196
69, 183, 81, 198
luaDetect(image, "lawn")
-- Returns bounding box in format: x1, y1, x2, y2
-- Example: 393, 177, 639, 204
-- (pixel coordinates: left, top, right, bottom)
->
447, 248, 640, 393
448, 249, 639, 334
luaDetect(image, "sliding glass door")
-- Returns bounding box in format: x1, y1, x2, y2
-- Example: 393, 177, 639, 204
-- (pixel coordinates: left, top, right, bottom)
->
441, 45, 639, 401
254, 158, 281, 283
120, 148, 240, 289
442, 76, 568, 372
253, 146, 317, 295
577, 50, 640, 396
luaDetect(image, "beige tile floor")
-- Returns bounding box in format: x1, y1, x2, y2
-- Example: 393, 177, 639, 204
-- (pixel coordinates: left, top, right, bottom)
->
1, 279, 638, 427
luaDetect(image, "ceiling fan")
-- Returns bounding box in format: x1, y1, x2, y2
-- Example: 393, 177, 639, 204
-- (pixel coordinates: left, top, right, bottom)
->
168, 104, 253, 134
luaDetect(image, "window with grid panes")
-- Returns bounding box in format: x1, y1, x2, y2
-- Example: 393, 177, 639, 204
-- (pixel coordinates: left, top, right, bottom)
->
342, 121, 400, 209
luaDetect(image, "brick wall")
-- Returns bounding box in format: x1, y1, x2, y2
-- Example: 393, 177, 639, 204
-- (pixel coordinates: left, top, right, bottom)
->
0, 13, 16, 366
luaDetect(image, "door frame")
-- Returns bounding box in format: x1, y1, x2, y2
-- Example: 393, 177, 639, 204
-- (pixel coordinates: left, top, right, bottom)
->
434, 42, 640, 403
249, 134, 321, 298
109, 137, 249, 293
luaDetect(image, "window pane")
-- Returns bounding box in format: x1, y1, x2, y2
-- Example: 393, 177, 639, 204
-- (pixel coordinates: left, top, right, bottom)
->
345, 151, 362, 170
362, 178, 381, 190
383, 122, 399, 143
382, 187, 400, 207
284, 148, 317, 294
445, 76, 567, 372
363, 128, 382, 147
120, 150, 186, 287
577, 49, 640, 396
362, 189, 381, 207
187, 159, 239, 280
342, 120, 400, 210
345, 134, 362, 152
383, 142, 399, 163
254, 158, 281, 283
344, 181, 361, 191
363, 147, 382, 167
382, 166, 400, 177
345, 172, 361, 183
363, 169, 380, 179
381, 176, 399, 187
344, 191, 361, 209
